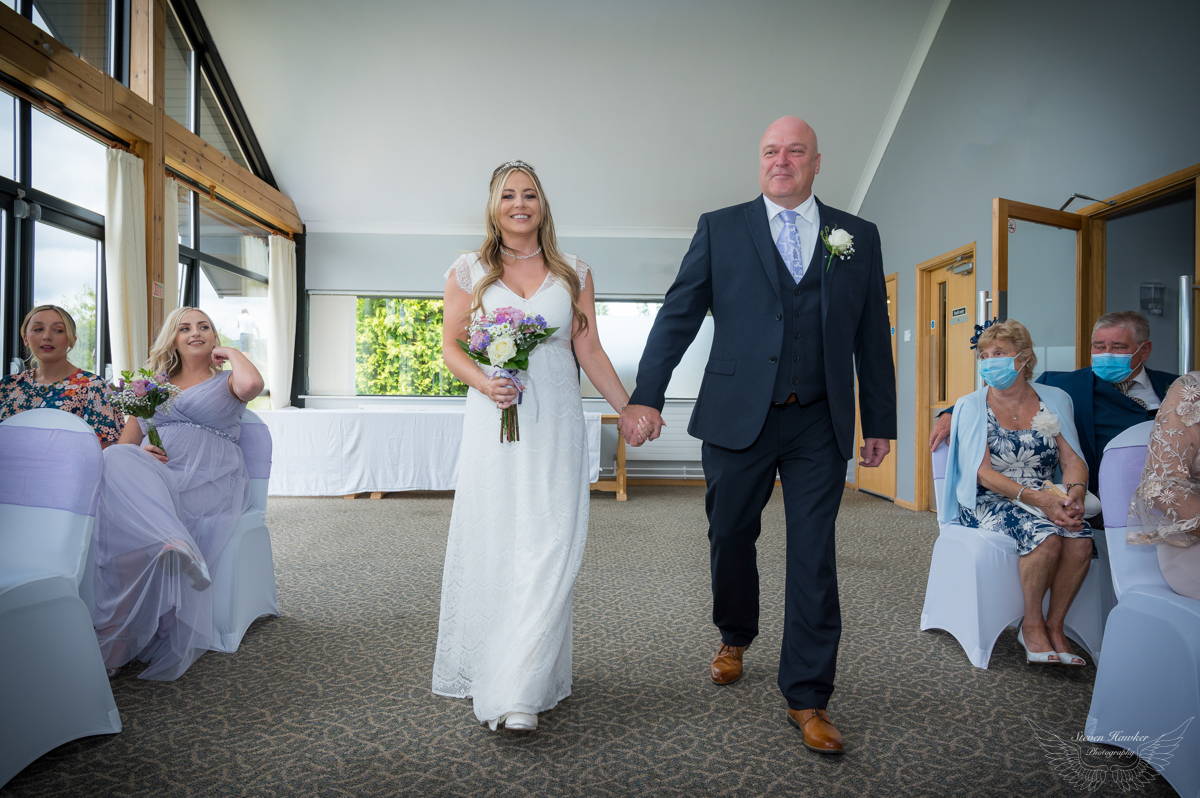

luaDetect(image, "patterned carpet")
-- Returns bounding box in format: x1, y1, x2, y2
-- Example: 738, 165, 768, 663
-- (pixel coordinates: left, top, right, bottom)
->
1, 488, 1180, 797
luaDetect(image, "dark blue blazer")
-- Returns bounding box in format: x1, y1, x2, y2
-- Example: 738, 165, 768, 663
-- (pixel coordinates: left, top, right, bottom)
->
1035, 366, 1177, 483
629, 196, 896, 459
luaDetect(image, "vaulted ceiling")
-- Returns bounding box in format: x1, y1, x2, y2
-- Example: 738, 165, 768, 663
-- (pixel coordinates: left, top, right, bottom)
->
199, 0, 944, 237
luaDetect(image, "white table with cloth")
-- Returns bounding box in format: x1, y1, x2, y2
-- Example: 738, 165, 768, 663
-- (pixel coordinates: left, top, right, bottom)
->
255, 407, 603, 496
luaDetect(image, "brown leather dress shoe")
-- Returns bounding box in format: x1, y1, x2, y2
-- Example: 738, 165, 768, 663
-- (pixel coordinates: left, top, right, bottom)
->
710, 643, 746, 685
787, 708, 845, 754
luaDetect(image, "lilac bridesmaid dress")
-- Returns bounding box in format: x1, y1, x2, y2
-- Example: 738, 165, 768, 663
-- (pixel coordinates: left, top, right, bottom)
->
92, 372, 251, 680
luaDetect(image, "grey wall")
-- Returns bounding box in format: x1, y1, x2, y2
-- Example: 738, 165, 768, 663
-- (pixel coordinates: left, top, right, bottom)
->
1105, 192, 1197, 375
307, 233, 690, 298
859, 0, 1200, 506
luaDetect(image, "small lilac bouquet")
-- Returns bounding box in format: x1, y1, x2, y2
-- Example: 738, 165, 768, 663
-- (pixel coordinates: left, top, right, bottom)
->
457, 306, 558, 442
106, 368, 183, 455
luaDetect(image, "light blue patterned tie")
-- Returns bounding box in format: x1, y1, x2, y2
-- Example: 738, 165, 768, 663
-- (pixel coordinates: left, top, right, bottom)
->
776, 209, 804, 283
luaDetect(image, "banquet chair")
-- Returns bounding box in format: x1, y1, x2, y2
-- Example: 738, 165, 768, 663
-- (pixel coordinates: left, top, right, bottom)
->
0, 409, 120, 788
1087, 421, 1200, 798
209, 409, 279, 653
920, 442, 1110, 668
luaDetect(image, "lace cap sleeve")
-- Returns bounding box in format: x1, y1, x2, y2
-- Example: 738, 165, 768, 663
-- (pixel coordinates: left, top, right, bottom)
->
1131, 372, 1200, 547
570, 255, 590, 291
444, 253, 476, 294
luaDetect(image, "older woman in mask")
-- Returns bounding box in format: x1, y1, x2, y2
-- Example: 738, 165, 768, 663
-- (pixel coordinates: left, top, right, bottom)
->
939, 319, 1095, 666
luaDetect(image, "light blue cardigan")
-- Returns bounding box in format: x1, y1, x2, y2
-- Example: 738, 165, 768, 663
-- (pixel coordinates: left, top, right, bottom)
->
939, 382, 1084, 524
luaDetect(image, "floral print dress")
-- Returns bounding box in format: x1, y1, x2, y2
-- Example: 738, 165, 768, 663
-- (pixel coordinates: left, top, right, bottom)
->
958, 401, 1094, 556
0, 368, 124, 442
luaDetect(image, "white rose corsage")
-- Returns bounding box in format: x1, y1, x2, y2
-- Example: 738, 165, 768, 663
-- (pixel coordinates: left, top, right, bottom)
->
1030, 409, 1061, 441
820, 226, 854, 273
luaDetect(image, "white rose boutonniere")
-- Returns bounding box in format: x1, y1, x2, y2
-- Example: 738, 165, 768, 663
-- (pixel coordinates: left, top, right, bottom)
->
820, 226, 855, 273
1030, 409, 1061, 441
486, 335, 518, 367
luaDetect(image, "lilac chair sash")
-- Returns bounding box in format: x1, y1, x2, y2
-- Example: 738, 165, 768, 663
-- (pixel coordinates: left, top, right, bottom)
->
932, 443, 948, 480
238, 422, 272, 480
1098, 445, 1147, 530
0, 425, 102, 516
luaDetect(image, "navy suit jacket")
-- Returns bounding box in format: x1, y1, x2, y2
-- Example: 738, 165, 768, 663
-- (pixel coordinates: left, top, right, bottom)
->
629, 195, 896, 459
1035, 366, 1177, 487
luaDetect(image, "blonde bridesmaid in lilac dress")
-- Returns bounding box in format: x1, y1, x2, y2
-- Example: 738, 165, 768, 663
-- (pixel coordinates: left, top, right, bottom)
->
92, 307, 264, 680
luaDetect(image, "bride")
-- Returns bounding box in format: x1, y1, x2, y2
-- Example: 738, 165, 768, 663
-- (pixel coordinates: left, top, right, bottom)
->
432, 160, 646, 731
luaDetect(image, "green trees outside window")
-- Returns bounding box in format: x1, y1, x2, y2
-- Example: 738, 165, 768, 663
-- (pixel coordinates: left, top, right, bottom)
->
356, 298, 466, 396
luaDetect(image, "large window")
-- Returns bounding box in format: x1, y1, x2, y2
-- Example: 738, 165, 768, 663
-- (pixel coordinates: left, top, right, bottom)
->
581, 300, 713, 400
356, 298, 465, 396
1, 90, 110, 376
307, 296, 713, 400
26, 0, 130, 84
175, 183, 270, 408
163, 0, 254, 174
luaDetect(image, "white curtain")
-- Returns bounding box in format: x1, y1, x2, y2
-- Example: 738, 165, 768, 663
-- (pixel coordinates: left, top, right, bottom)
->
163, 176, 179, 316
104, 149, 148, 376
241, 235, 269, 279
266, 235, 296, 409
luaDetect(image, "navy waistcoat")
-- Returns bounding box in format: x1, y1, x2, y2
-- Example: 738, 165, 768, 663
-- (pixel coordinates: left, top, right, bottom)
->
771, 249, 825, 404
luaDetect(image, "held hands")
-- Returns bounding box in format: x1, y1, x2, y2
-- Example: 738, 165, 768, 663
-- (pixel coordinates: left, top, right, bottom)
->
619, 403, 664, 447
480, 375, 518, 410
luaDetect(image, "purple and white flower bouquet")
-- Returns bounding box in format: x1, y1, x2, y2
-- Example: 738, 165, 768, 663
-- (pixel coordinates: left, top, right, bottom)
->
457, 306, 558, 442
106, 368, 183, 455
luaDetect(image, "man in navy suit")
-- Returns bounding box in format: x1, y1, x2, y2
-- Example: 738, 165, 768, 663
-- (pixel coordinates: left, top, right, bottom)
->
930, 310, 1176, 506
619, 116, 896, 754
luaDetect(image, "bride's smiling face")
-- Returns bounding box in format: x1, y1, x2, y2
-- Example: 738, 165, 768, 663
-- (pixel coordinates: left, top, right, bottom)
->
495, 171, 542, 241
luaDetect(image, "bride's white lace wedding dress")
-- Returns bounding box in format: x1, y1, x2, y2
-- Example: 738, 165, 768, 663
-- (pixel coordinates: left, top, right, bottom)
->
432, 252, 591, 728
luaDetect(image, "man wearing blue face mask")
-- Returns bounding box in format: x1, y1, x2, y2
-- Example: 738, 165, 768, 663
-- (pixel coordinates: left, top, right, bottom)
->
931, 310, 1176, 508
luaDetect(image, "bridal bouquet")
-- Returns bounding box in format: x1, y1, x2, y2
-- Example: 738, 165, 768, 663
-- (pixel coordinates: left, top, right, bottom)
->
106, 368, 183, 455
457, 306, 558, 442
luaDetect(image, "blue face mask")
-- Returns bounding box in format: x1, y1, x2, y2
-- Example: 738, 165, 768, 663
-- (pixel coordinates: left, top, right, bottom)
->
1092, 343, 1145, 383
979, 356, 1023, 390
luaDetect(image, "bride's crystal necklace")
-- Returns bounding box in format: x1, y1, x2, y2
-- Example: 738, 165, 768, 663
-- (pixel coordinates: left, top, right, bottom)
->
500, 246, 542, 261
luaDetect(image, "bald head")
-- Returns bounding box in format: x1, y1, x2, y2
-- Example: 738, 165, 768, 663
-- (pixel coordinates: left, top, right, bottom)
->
759, 116, 821, 208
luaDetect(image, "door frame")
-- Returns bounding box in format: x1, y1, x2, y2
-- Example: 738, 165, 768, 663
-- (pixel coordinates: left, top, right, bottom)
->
912, 242, 976, 512
993, 162, 1200, 371
991, 199, 1089, 365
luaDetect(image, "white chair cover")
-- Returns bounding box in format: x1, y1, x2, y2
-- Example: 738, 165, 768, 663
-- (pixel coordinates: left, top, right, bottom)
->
0, 409, 120, 788
920, 442, 1110, 668
209, 409, 279, 652
1088, 422, 1200, 798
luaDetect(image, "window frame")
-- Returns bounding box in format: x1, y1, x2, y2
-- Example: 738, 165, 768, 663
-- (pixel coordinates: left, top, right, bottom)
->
166, 0, 277, 187
23, 0, 131, 86
0, 94, 111, 375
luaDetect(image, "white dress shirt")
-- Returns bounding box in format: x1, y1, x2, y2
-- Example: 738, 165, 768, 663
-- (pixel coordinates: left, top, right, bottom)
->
1127, 367, 1161, 410
763, 193, 820, 277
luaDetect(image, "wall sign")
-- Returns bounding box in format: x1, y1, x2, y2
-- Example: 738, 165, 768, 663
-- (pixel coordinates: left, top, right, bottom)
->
949, 306, 969, 326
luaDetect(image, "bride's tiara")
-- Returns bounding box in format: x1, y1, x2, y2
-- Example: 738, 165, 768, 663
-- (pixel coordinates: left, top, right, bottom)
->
494, 159, 535, 175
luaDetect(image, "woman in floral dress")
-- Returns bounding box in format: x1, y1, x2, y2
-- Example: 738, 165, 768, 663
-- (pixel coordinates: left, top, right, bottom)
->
1130, 372, 1200, 600
0, 304, 124, 442
940, 320, 1094, 665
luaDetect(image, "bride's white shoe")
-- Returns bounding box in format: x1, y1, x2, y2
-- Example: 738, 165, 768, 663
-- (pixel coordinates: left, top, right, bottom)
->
503, 712, 538, 731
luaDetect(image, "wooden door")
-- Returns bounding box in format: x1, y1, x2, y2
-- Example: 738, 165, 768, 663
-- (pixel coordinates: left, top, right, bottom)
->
913, 244, 977, 512
856, 273, 898, 498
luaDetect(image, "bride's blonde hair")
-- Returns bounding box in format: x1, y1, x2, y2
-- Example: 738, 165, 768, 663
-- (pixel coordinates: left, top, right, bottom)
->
471, 161, 588, 336
146, 306, 223, 377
